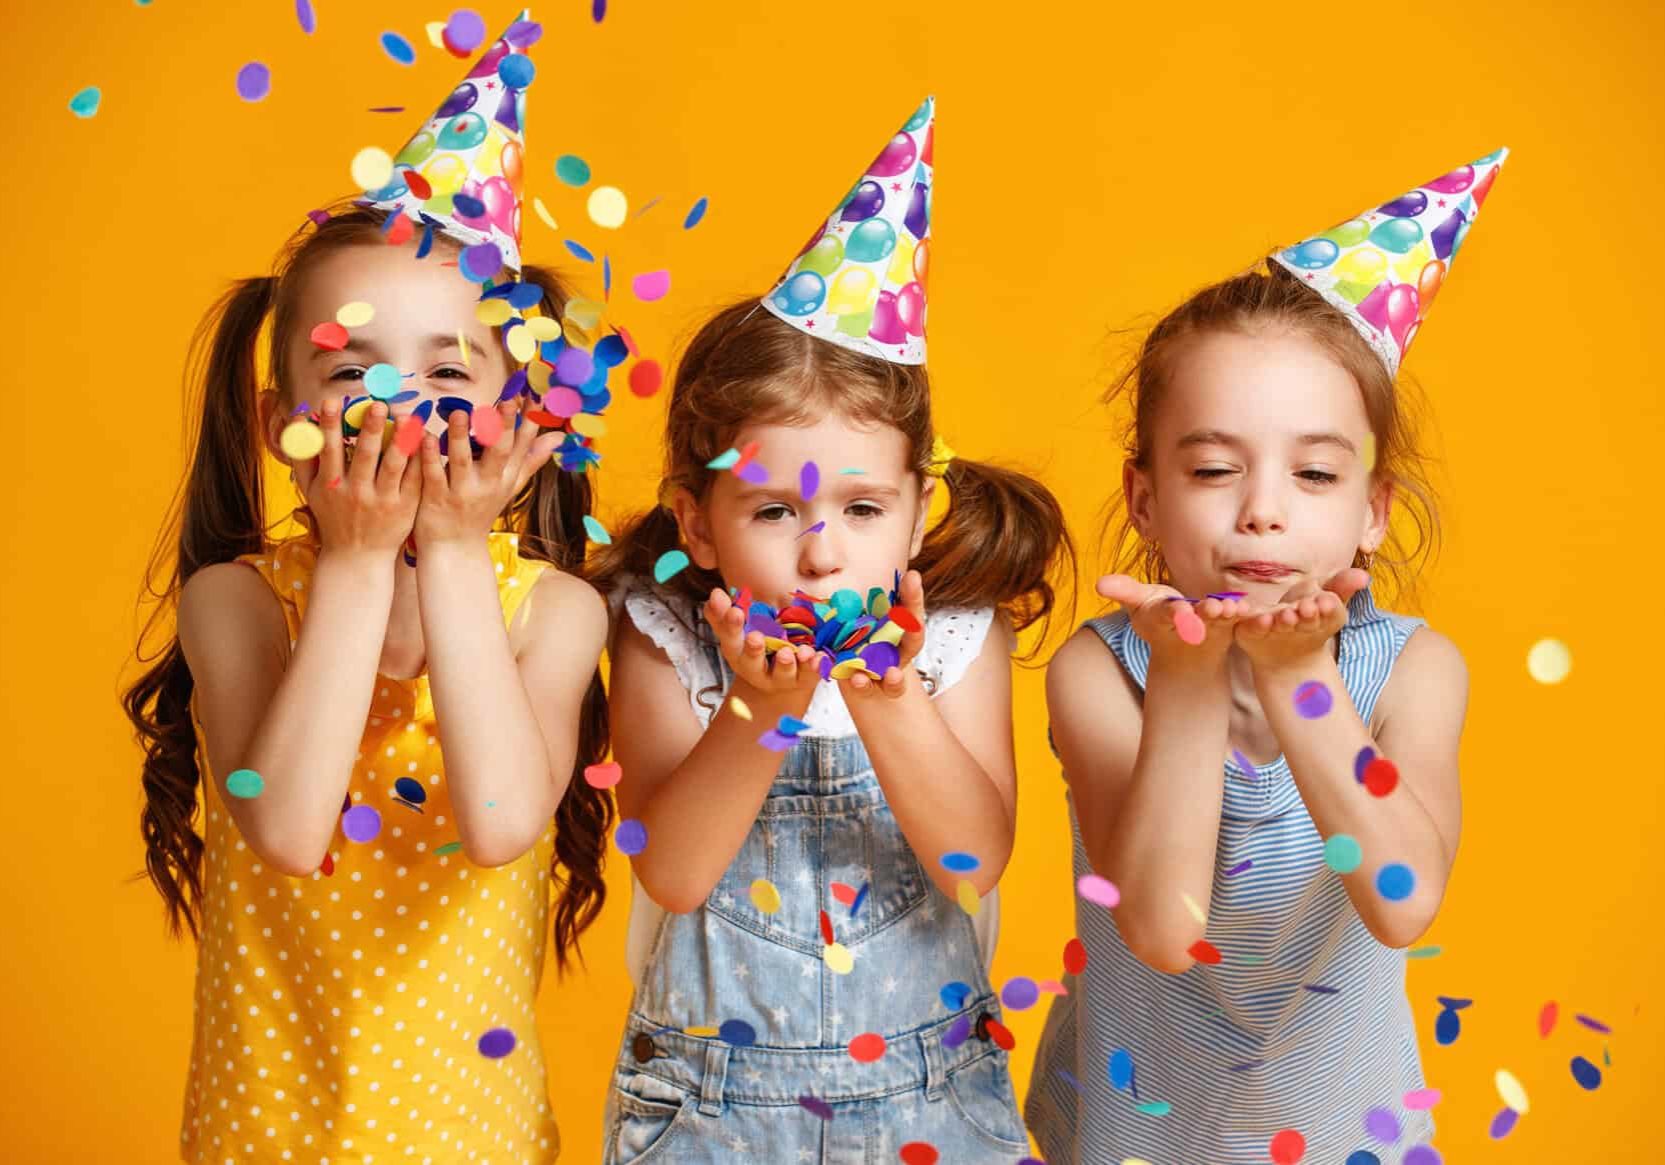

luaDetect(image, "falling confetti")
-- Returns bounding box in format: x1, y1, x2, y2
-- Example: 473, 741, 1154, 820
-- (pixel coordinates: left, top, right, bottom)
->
350, 147, 394, 192
1526, 637, 1571, 684
615, 819, 648, 855
653, 550, 689, 584
588, 186, 628, 229
477, 1027, 516, 1058
235, 62, 271, 101
632, 270, 671, 302
684, 197, 710, 229
555, 154, 591, 187
380, 31, 417, 65
225, 769, 264, 799
1077, 874, 1120, 908
583, 762, 622, 789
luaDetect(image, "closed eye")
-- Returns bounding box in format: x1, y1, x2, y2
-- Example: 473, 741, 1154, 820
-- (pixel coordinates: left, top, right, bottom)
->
1299, 469, 1339, 484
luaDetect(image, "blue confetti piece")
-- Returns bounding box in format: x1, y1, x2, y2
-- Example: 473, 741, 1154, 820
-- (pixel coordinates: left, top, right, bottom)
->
849, 882, 869, 916
718, 1019, 756, 1047
380, 32, 416, 65
684, 196, 709, 229
940, 851, 980, 874
68, 86, 101, 118
565, 239, 596, 263
939, 981, 971, 1010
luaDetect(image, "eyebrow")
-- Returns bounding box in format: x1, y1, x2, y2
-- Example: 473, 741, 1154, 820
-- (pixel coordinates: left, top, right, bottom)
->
1175, 428, 1357, 454
731, 481, 904, 503
311, 333, 487, 361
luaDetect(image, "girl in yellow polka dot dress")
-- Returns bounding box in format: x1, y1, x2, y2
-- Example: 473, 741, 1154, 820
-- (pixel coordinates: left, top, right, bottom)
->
123, 20, 614, 1163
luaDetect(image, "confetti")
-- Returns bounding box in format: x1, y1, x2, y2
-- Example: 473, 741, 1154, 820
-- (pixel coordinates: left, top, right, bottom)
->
749, 879, 781, 914
583, 762, 622, 789
955, 879, 980, 916
581, 515, 611, 545
1363, 756, 1399, 797
588, 186, 628, 229
984, 1018, 1015, 1050
718, 1019, 756, 1047
615, 819, 648, 855
1108, 1048, 1134, 1089
653, 550, 689, 584
939, 981, 972, 1010
941, 851, 979, 873
434, 841, 462, 856
280, 420, 324, 460
728, 695, 752, 720
350, 146, 394, 191
684, 197, 709, 229
1538, 1000, 1558, 1037
1224, 859, 1254, 877
1406, 945, 1441, 959
1495, 1068, 1530, 1113
942, 1015, 972, 1048
392, 414, 425, 457
1375, 863, 1415, 901
1293, 680, 1333, 718
1403, 1088, 1441, 1110
1403, 1148, 1441, 1165
1304, 983, 1340, 995
1526, 637, 1571, 684
1001, 977, 1040, 1011
830, 882, 857, 907
531, 196, 558, 232
632, 270, 671, 302
68, 86, 101, 118
848, 1032, 886, 1063
850, 883, 869, 915
1229, 748, 1258, 780
1269, 1129, 1307, 1164
1570, 1055, 1602, 1090
899, 1144, 938, 1165
1188, 939, 1223, 965
497, 53, 535, 88
477, 1027, 516, 1058
797, 521, 825, 539
342, 805, 381, 843
799, 1095, 834, 1121
819, 908, 834, 945
1575, 1013, 1612, 1034
380, 32, 417, 65
1434, 1008, 1461, 1046
1488, 1108, 1518, 1139
822, 942, 853, 974
1063, 938, 1088, 976
1133, 1101, 1171, 1116
1363, 1107, 1399, 1142
592, 0, 607, 22
235, 62, 271, 102
364, 363, 403, 400
555, 154, 591, 186
565, 239, 596, 263
225, 769, 264, 799
1353, 746, 1376, 782
336, 301, 375, 328
1323, 834, 1363, 874
1345, 1154, 1380, 1165
800, 461, 820, 501
392, 777, 426, 809
1180, 890, 1207, 925
444, 9, 486, 52
1077, 874, 1120, 908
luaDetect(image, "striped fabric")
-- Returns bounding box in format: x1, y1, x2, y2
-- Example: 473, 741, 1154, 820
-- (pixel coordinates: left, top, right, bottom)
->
1025, 586, 1438, 1164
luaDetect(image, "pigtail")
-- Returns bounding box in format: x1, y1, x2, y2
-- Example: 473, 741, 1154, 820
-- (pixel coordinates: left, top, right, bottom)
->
914, 455, 1075, 658
124, 274, 276, 939
505, 261, 615, 973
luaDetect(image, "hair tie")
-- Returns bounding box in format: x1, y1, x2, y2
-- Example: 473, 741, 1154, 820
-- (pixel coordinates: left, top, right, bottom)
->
924, 435, 956, 479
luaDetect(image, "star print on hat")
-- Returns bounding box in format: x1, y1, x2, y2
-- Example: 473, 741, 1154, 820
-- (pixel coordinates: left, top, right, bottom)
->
363, 11, 541, 273
1271, 148, 1508, 375
762, 96, 935, 365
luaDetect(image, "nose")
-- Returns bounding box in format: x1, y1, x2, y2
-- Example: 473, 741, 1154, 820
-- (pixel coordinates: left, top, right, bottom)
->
1236, 472, 1287, 536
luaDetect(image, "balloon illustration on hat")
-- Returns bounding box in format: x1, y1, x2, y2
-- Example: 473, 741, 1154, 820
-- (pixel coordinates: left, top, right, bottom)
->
1271, 147, 1508, 376
363, 10, 541, 275
762, 96, 935, 365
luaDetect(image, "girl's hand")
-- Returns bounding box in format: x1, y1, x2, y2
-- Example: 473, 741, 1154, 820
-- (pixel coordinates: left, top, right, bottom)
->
1095, 573, 1248, 669
413, 401, 566, 548
291, 395, 421, 557
1234, 568, 1370, 674
703, 587, 821, 712
841, 568, 927, 702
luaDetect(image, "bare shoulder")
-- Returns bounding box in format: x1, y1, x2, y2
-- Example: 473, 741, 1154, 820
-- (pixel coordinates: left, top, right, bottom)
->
1046, 622, 1142, 721
1377, 624, 1469, 730
177, 561, 289, 664
515, 567, 607, 646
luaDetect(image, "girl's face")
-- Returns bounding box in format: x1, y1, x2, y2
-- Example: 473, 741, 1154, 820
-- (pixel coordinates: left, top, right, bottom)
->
261, 241, 510, 458
1126, 326, 1391, 598
673, 411, 934, 606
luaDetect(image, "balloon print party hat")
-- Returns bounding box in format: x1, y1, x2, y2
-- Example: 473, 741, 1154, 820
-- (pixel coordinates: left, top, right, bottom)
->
1271, 148, 1508, 376
762, 96, 935, 365
363, 11, 541, 274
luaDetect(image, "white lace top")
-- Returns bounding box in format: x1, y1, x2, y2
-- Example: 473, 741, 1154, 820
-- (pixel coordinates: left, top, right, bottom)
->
611, 575, 1003, 979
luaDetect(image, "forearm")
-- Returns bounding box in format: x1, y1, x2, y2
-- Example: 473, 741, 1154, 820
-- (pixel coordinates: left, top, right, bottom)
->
1095, 659, 1232, 970
628, 685, 808, 913
240, 548, 396, 875
1256, 655, 1451, 945
418, 539, 559, 865
847, 678, 1014, 897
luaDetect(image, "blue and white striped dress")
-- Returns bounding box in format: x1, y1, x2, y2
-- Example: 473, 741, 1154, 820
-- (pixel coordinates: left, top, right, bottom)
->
1026, 586, 1436, 1164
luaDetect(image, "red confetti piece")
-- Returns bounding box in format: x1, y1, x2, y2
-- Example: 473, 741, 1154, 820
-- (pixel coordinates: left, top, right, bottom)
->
524, 408, 563, 428
393, 415, 425, 457
310, 321, 349, 350
1173, 603, 1206, 645
888, 606, 923, 634
830, 882, 857, 906
404, 169, 432, 199
732, 440, 762, 471
1270, 1129, 1307, 1164
1189, 939, 1223, 965
628, 358, 663, 398
386, 214, 414, 245
318, 851, 335, 876
1063, 936, 1088, 976
848, 1032, 886, 1063
734, 586, 752, 610
819, 909, 834, 945
899, 1142, 939, 1165
1538, 1001, 1558, 1038
984, 1018, 1015, 1050
1363, 757, 1399, 797
584, 762, 622, 790
472, 404, 505, 447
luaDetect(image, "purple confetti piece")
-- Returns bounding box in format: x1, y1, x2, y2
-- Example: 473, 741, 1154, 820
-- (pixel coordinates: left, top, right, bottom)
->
1364, 1106, 1400, 1142
295, 0, 316, 34
1488, 1108, 1518, 1140
366, 106, 406, 113
1575, 1013, 1612, 1034
592, 0, 608, 22
477, 1027, 516, 1058
799, 1095, 833, 1121
800, 461, 820, 501
1304, 984, 1341, 996
1293, 679, 1333, 719
1056, 1068, 1083, 1094
1224, 860, 1254, 878
1227, 1060, 1264, 1072
797, 521, 826, 539
615, 819, 648, 855
341, 805, 381, 843
1206, 590, 1247, 600
235, 62, 271, 101
942, 1014, 972, 1048
757, 729, 797, 752
737, 461, 769, 485
1229, 748, 1258, 780
1404, 1146, 1443, 1165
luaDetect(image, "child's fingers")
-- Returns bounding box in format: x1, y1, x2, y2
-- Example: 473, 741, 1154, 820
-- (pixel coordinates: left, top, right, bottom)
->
881, 666, 907, 698
399, 441, 424, 502
377, 419, 414, 493
349, 403, 387, 487
316, 396, 345, 486
446, 410, 475, 487
477, 401, 520, 476
420, 432, 448, 494
1097, 573, 1160, 608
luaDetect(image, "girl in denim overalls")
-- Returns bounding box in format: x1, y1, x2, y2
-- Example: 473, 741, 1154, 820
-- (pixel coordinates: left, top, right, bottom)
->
590, 97, 1071, 1162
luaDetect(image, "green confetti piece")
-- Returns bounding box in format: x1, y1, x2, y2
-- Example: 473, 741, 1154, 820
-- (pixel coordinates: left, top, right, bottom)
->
226, 768, 264, 799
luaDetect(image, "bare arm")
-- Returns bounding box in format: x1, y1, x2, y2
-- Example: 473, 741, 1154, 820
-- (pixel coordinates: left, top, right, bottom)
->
179, 548, 397, 877
420, 544, 608, 866
1047, 624, 1233, 973
842, 614, 1019, 898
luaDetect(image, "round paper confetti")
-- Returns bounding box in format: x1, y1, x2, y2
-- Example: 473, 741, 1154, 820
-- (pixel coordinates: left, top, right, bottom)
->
1063, 937, 1088, 975
1403, 1148, 1441, 1165
380, 32, 416, 64
1180, 890, 1207, 925
295, 0, 316, 34
280, 420, 324, 460
939, 981, 971, 1010
848, 1032, 886, 1063
584, 762, 622, 789
477, 1027, 516, 1058
1570, 1055, 1602, 1090
582, 515, 611, 544
1363, 1107, 1399, 1142
749, 879, 781, 914
653, 550, 689, 584
955, 879, 980, 916
342, 805, 381, 843
615, 818, 648, 855
434, 841, 462, 856
310, 321, 350, 350
719, 1019, 756, 1047
587, 186, 628, 229
364, 363, 402, 400
984, 1018, 1015, 1050
1188, 938, 1223, 965
1269, 1129, 1307, 1164
1108, 1048, 1134, 1089
1363, 757, 1399, 797
941, 851, 979, 873
1077, 874, 1120, 908
350, 146, 393, 191
335, 301, 375, 327
225, 769, 264, 799
822, 942, 853, 974
799, 1095, 834, 1121
1489, 1108, 1518, 1139
555, 154, 591, 186
625, 359, 664, 399
1526, 637, 1571, 684
236, 62, 271, 101
1293, 680, 1333, 719
632, 270, 671, 302
1345, 1154, 1381, 1165
1375, 863, 1415, 901
729, 696, 752, 721
1538, 1000, 1558, 1038
1495, 1068, 1529, 1114
1001, 976, 1040, 1011
1434, 1008, 1461, 1046
393, 776, 426, 805
1403, 1088, 1441, 1110
1353, 746, 1376, 782
497, 55, 534, 88
1323, 834, 1363, 874
684, 197, 709, 229
444, 8, 486, 50
69, 86, 101, 118
899, 1144, 939, 1165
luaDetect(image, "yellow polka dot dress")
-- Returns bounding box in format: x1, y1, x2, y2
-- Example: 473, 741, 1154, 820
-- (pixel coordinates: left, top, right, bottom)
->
180, 528, 562, 1164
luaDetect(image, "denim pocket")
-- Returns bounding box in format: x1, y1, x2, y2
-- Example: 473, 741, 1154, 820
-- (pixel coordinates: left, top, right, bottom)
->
945, 1050, 1031, 1151
607, 1071, 694, 1165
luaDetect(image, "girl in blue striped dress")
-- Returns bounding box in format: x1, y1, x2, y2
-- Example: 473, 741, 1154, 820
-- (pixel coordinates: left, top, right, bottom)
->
1027, 151, 1506, 1165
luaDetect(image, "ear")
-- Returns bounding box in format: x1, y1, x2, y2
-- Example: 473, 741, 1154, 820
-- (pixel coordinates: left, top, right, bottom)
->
257, 389, 288, 463
908, 475, 937, 559
1361, 475, 1395, 557
669, 485, 719, 571
1124, 459, 1157, 539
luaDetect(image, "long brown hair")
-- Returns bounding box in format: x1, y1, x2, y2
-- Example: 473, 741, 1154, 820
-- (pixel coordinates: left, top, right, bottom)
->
1100, 261, 1444, 610
591, 299, 1074, 654
124, 204, 612, 971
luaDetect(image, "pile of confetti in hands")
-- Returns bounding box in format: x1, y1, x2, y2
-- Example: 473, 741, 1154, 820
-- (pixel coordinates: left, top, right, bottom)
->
733, 571, 922, 683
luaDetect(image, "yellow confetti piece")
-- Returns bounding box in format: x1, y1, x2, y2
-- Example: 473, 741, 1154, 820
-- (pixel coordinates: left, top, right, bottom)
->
1180, 891, 1207, 926
570, 413, 607, 439
729, 695, 752, 721
1526, 638, 1571, 685
335, 301, 375, 328
533, 196, 558, 232
562, 319, 592, 347
279, 420, 323, 460
505, 326, 537, 364
349, 146, 393, 192
1495, 1068, 1530, 1114
749, 878, 781, 914
683, 1025, 719, 1038
423, 20, 446, 48
343, 398, 378, 431
476, 299, 516, 327
956, 879, 980, 916
523, 316, 562, 342
1361, 432, 1377, 473
822, 942, 853, 975
587, 185, 629, 229
564, 298, 604, 330
527, 360, 552, 391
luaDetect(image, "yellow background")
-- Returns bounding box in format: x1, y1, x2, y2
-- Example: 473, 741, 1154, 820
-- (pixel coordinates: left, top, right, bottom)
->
5, 1, 1661, 1161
